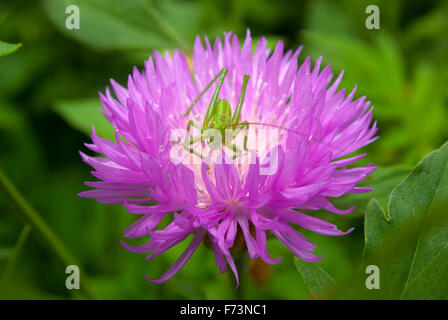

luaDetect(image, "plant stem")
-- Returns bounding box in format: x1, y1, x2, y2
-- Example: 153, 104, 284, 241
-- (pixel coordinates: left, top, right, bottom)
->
0, 224, 31, 287
0, 168, 95, 299
233, 251, 249, 300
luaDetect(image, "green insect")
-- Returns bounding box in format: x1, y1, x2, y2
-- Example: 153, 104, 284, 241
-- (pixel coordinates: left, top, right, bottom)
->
183, 68, 250, 160
181, 68, 322, 161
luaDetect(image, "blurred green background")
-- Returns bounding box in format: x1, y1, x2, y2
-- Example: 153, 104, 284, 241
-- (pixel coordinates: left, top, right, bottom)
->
0, 0, 447, 299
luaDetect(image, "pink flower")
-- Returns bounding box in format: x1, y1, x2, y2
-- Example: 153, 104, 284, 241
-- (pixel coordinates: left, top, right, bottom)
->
79, 31, 378, 284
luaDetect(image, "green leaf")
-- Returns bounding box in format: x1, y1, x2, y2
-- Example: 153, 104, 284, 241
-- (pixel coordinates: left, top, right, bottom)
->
0, 247, 11, 260
332, 166, 412, 218
403, 5, 448, 48
305, 0, 353, 36
303, 28, 447, 166
364, 141, 448, 299
53, 98, 115, 141
0, 40, 21, 56
293, 257, 336, 298
303, 31, 380, 83
42, 0, 181, 51
154, 0, 203, 43
364, 199, 390, 254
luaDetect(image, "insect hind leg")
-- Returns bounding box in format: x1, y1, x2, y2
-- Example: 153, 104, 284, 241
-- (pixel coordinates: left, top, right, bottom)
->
225, 121, 250, 156
183, 120, 205, 159
184, 68, 228, 117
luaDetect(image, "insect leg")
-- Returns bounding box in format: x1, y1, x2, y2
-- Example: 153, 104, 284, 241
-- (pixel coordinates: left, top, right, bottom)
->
184, 68, 227, 117
231, 74, 250, 125
182, 120, 206, 158
203, 68, 228, 128
225, 142, 243, 160
225, 121, 250, 152
183, 136, 205, 159
238, 121, 250, 151
184, 120, 205, 145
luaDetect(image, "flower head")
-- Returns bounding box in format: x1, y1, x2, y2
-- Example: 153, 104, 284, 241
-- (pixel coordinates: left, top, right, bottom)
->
79, 30, 377, 284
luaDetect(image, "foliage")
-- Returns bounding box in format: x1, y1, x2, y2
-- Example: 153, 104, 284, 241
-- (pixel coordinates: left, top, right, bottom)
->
0, 40, 21, 56
297, 141, 448, 299
364, 142, 448, 299
0, 0, 447, 299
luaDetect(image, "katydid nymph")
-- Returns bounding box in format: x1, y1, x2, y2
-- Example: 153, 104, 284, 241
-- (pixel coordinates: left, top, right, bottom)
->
183, 68, 250, 160
181, 68, 320, 160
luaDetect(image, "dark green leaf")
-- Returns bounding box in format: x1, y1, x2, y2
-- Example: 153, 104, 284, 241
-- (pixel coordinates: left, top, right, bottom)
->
364, 199, 390, 254
53, 98, 115, 141
42, 0, 180, 50
364, 141, 448, 299
293, 257, 335, 298
0, 40, 21, 56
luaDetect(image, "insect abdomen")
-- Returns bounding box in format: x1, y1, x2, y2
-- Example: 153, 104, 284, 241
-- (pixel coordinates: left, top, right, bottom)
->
208, 99, 232, 130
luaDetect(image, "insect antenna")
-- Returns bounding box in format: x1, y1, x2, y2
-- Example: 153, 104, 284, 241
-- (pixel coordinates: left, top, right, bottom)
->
184, 69, 227, 117
224, 122, 330, 147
